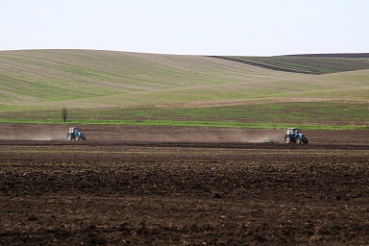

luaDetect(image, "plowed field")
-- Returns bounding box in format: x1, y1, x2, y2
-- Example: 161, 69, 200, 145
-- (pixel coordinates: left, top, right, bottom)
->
1, 124, 369, 245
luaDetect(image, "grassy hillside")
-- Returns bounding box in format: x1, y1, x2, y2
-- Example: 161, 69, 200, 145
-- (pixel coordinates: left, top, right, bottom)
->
0, 50, 368, 128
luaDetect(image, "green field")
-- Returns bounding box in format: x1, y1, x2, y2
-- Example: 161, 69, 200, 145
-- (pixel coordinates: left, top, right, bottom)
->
0, 50, 368, 129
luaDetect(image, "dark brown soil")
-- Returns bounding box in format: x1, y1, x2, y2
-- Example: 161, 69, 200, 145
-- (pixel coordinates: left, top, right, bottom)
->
1, 124, 369, 245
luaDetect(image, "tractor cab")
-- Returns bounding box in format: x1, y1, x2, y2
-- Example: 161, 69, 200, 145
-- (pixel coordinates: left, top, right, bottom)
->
286, 128, 299, 135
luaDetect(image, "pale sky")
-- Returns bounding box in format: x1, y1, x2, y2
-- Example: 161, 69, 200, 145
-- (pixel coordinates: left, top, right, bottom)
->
1, 0, 368, 56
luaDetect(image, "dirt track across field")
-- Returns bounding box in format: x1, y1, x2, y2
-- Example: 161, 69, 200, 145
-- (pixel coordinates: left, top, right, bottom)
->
1, 124, 369, 245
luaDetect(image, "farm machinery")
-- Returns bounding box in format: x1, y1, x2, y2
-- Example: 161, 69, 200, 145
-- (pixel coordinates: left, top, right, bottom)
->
264, 128, 308, 144
284, 128, 308, 144
67, 127, 86, 141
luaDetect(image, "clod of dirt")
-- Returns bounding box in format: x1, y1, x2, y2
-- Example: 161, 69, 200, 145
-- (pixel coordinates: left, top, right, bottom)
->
89, 237, 107, 246
213, 193, 223, 199
27, 215, 38, 221
88, 224, 96, 230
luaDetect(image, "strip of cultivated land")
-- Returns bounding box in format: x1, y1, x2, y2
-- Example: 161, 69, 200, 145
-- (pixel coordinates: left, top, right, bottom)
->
0, 50, 368, 128
213, 53, 369, 74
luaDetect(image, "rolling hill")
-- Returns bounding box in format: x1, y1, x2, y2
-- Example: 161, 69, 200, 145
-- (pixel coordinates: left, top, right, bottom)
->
0, 49, 368, 127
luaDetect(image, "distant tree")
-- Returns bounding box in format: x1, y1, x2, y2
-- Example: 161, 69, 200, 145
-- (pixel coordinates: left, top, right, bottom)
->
62, 108, 67, 122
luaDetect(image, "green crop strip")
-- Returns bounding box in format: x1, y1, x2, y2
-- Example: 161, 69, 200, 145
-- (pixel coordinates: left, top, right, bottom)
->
0, 119, 365, 130
1, 102, 368, 130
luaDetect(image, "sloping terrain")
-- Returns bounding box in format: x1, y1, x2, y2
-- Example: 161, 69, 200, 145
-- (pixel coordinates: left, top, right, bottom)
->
214, 53, 369, 75
0, 50, 368, 126
0, 49, 284, 108
0, 50, 368, 108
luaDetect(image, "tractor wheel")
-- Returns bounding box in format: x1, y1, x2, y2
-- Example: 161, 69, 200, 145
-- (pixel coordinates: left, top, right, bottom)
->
285, 137, 291, 144
296, 137, 302, 144
303, 137, 308, 144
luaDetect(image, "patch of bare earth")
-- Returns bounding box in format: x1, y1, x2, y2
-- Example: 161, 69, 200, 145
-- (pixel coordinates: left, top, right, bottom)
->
1, 124, 369, 245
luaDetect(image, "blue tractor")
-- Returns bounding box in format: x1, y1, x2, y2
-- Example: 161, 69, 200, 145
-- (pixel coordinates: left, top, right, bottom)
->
67, 127, 86, 141
284, 128, 308, 144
